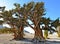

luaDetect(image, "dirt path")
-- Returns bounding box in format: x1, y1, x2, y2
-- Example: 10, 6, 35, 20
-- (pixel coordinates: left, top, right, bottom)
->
0, 33, 60, 44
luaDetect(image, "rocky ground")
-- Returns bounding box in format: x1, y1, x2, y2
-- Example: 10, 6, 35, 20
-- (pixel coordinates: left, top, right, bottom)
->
0, 32, 60, 44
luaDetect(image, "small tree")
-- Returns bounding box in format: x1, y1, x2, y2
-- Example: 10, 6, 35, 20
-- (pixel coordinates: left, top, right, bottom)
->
52, 18, 60, 37
41, 18, 51, 39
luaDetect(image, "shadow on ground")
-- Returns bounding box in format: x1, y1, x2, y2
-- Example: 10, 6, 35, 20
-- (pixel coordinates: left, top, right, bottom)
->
10, 38, 60, 44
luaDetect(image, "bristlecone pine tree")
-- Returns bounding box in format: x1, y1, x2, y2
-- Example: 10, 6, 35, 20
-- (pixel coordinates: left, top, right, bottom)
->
0, 6, 5, 25
23, 2, 45, 40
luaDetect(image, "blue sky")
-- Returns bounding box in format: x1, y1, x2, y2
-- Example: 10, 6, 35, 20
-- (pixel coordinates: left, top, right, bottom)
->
0, 0, 60, 20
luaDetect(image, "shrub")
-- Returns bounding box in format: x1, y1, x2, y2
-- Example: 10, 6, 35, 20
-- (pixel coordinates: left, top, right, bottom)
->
0, 28, 13, 34
44, 30, 48, 39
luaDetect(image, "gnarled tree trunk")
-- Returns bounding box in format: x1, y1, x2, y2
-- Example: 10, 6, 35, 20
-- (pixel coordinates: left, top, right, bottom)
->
13, 27, 18, 39
34, 26, 44, 40
17, 25, 24, 40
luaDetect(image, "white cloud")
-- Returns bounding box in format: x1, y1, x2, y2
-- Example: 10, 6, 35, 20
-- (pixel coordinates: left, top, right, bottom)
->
0, 0, 15, 10
0, 1, 8, 10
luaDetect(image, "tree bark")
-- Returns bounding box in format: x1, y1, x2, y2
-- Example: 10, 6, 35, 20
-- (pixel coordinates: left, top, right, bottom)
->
17, 25, 24, 40
34, 26, 44, 40
13, 28, 18, 39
